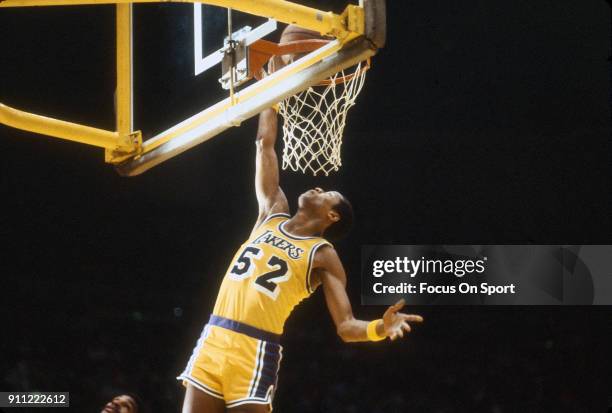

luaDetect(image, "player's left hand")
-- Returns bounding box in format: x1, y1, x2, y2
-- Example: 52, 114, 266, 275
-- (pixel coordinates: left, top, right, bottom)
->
382, 299, 423, 340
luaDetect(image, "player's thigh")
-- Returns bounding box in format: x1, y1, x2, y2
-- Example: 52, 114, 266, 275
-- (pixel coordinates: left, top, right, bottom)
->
227, 403, 271, 413
181, 383, 225, 413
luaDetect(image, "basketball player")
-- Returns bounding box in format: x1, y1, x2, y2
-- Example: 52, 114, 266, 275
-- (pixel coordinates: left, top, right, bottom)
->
100, 394, 139, 413
177, 105, 423, 413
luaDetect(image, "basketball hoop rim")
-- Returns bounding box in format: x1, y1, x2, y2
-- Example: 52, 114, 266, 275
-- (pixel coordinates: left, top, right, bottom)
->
267, 39, 371, 86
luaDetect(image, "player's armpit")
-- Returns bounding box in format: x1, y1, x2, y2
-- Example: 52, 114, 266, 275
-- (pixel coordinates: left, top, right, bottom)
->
252, 186, 289, 229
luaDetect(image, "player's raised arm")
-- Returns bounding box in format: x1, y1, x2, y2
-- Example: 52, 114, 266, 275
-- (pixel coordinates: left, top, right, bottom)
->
314, 246, 423, 343
254, 108, 289, 228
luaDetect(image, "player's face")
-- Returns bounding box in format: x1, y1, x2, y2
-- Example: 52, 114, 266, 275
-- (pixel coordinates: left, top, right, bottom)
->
298, 187, 343, 213
101, 395, 137, 413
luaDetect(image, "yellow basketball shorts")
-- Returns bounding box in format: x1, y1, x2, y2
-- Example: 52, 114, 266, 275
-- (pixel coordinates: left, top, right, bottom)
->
177, 315, 283, 409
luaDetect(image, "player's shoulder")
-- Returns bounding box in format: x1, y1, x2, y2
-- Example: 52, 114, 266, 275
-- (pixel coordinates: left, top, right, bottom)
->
312, 241, 338, 264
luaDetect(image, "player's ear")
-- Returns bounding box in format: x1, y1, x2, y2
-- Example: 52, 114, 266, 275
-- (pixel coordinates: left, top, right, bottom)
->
327, 209, 340, 223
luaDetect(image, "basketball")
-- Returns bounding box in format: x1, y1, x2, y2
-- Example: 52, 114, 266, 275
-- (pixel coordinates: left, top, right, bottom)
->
278, 25, 330, 66
279, 25, 325, 44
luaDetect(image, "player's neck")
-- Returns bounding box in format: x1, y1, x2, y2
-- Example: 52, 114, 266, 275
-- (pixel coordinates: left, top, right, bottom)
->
284, 211, 324, 238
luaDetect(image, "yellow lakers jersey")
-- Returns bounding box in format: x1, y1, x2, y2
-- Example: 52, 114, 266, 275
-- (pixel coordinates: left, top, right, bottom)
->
212, 213, 331, 335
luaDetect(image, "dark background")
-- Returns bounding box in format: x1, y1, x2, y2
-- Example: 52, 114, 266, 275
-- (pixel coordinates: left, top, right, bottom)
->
1, 1, 612, 412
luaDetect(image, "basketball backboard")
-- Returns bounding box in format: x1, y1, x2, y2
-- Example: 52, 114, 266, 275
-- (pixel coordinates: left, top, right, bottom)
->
130, 3, 278, 140
193, 4, 276, 88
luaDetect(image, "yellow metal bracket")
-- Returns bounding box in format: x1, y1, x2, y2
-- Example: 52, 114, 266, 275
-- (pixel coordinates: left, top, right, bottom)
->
341, 4, 365, 42
105, 130, 143, 163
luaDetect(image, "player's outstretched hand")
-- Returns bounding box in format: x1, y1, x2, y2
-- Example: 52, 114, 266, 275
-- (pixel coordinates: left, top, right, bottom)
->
382, 299, 423, 340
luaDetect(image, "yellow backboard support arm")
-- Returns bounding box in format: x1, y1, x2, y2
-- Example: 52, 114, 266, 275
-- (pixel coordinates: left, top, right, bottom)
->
107, 3, 141, 163
0, 102, 122, 150
0, 0, 358, 40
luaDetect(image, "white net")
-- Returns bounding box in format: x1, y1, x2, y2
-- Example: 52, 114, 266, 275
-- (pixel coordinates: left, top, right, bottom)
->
278, 61, 368, 176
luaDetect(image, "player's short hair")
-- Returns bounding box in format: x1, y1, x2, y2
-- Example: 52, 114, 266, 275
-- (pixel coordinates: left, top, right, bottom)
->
324, 195, 353, 241
125, 393, 142, 413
